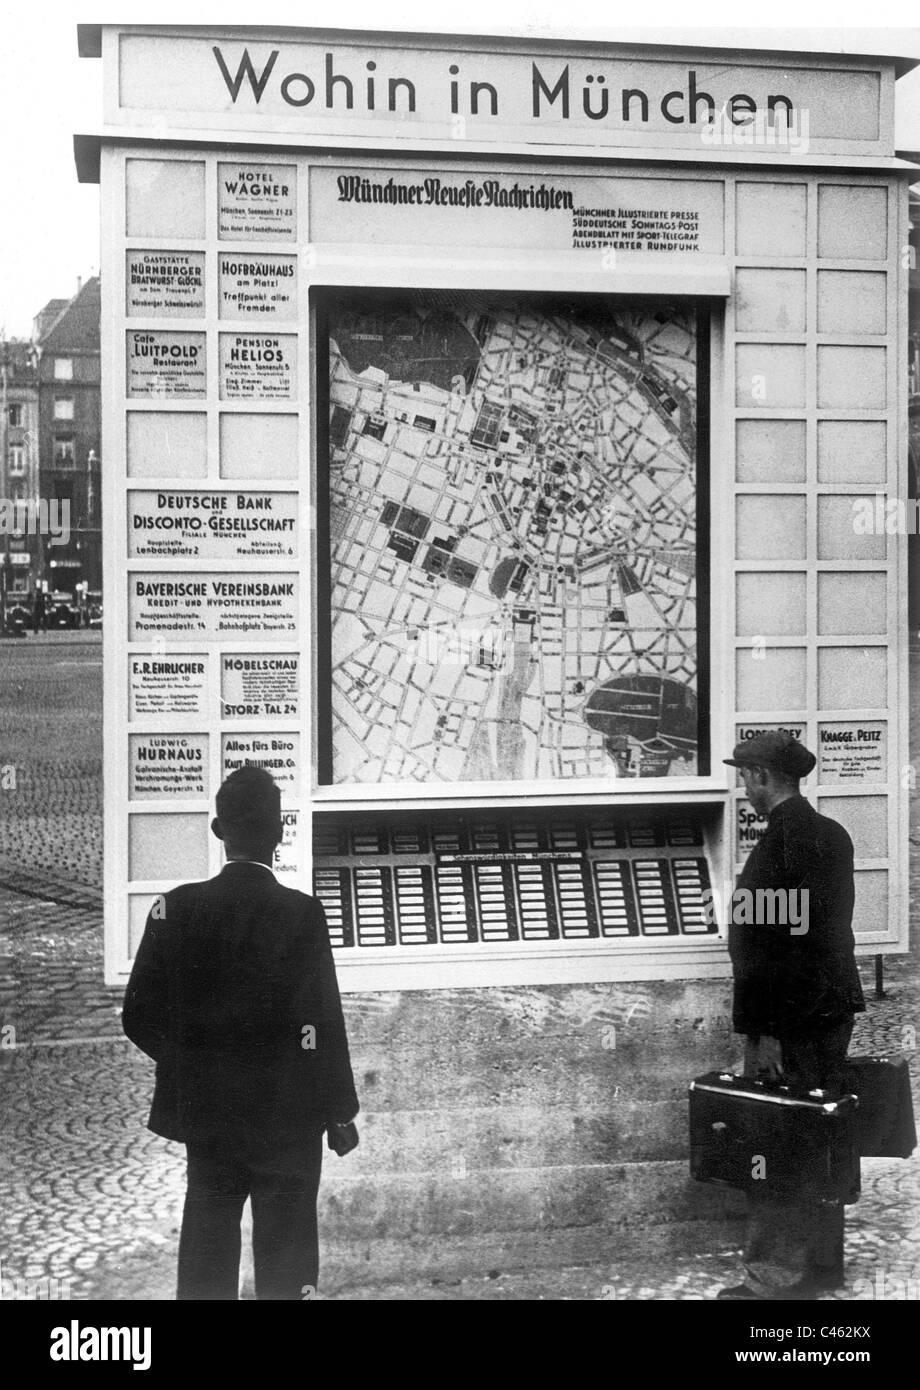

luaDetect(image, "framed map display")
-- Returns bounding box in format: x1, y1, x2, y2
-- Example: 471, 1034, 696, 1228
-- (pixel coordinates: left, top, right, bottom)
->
316, 290, 708, 785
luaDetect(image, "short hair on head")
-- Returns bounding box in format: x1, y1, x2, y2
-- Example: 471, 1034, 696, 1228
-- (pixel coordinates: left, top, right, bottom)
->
215, 766, 281, 842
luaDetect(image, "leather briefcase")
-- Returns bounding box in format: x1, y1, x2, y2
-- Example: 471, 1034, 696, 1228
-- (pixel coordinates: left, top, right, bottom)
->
689, 1070, 860, 1204
844, 1056, 917, 1159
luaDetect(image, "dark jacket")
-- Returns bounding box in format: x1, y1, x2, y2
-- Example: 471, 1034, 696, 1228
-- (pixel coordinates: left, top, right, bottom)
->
728, 795, 865, 1039
122, 862, 359, 1146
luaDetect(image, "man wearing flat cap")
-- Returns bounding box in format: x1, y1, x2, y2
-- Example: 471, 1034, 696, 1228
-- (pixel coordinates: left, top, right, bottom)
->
717, 731, 865, 1301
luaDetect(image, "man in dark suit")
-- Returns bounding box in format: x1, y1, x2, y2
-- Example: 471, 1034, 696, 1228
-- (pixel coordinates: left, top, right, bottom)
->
123, 766, 359, 1300
717, 731, 865, 1301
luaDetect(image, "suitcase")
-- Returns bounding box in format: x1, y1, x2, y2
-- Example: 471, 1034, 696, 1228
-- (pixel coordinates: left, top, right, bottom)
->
843, 1056, 917, 1159
689, 1071, 860, 1204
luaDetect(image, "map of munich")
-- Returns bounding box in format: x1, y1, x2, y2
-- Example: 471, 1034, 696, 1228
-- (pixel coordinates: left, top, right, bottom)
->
326, 295, 699, 784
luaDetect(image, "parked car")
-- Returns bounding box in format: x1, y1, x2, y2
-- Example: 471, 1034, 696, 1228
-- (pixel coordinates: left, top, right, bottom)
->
47, 591, 79, 629
2, 599, 30, 637
87, 590, 103, 629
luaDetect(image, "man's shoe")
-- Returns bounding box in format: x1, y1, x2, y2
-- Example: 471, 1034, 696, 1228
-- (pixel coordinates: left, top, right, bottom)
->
716, 1284, 767, 1300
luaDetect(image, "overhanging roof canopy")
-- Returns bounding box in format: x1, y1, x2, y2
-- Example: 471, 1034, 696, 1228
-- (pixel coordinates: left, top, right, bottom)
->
75, 23, 920, 76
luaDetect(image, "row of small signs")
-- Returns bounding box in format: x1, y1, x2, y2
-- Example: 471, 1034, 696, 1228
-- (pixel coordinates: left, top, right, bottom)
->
124, 168, 302, 867
129, 640, 301, 795
127, 497, 301, 819
733, 721, 888, 787
124, 247, 299, 854
735, 720, 887, 861
130, 731, 298, 800
128, 332, 295, 398
128, 162, 296, 321
127, 253, 297, 318
130, 652, 299, 720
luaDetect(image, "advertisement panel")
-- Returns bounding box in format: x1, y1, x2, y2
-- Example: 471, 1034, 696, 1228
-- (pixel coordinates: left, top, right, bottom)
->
218, 253, 297, 319
127, 330, 206, 397
221, 653, 300, 718
218, 162, 297, 240
128, 572, 299, 640
126, 251, 206, 317
221, 731, 300, 796
219, 333, 297, 399
129, 733, 209, 799
311, 168, 724, 253
129, 653, 208, 719
128, 491, 299, 561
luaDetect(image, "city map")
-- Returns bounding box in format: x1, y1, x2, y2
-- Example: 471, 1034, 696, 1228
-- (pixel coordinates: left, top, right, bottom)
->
325, 293, 699, 784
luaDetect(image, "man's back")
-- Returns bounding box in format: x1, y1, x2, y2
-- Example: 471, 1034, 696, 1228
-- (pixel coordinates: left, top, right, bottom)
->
123, 861, 358, 1150
729, 794, 865, 1038
122, 766, 359, 1300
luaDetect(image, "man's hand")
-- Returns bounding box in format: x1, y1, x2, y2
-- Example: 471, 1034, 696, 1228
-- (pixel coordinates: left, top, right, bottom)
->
752, 1034, 784, 1079
327, 1120, 359, 1157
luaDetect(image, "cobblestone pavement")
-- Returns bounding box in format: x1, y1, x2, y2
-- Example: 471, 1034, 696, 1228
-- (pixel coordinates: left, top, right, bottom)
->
0, 633, 102, 893
1, 633, 919, 1300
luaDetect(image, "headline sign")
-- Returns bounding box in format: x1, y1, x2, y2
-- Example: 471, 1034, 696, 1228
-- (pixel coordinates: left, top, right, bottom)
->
311, 168, 723, 253
114, 33, 882, 149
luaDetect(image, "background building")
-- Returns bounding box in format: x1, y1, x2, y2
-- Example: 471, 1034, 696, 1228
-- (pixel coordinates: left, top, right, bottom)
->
34, 276, 102, 596
0, 338, 41, 605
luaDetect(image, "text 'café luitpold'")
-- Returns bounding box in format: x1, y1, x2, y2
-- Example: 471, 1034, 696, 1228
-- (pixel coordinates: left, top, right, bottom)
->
77, 22, 914, 1258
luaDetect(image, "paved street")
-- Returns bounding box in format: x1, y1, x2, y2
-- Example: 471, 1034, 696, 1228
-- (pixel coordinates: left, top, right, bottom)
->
1, 631, 918, 1300
0, 632, 102, 896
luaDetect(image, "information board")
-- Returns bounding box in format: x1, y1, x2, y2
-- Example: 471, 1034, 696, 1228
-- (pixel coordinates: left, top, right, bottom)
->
313, 807, 715, 948
322, 290, 702, 785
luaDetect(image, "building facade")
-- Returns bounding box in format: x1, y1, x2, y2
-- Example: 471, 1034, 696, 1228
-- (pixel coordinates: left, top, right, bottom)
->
0, 339, 41, 603
34, 278, 102, 596
79, 25, 916, 1281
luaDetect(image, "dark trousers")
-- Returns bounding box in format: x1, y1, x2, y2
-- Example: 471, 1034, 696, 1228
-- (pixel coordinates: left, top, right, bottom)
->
742, 1017, 855, 1290
177, 1132, 323, 1301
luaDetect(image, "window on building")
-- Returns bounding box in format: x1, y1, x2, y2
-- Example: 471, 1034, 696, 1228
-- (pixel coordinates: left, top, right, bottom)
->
7, 404, 23, 428
54, 358, 74, 381
53, 398, 74, 421
55, 437, 75, 467
7, 444, 25, 475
